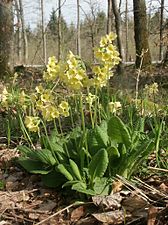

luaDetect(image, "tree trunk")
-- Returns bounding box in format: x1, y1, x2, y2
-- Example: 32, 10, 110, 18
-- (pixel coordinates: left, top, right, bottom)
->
58, 0, 62, 61
111, 0, 124, 73
107, 0, 113, 33
14, 0, 22, 64
76, 0, 81, 57
125, 0, 128, 62
40, 0, 47, 64
19, 0, 28, 64
159, 0, 164, 61
0, 0, 13, 77
133, 0, 151, 68
163, 46, 168, 65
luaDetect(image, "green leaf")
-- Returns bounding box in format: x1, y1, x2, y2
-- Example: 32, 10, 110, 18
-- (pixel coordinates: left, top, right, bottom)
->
17, 145, 33, 155
72, 182, 96, 195
107, 146, 120, 158
88, 121, 109, 155
88, 149, 108, 180
17, 158, 51, 174
33, 149, 57, 166
57, 164, 73, 181
69, 159, 82, 181
108, 116, 131, 148
93, 177, 110, 195
42, 170, 65, 187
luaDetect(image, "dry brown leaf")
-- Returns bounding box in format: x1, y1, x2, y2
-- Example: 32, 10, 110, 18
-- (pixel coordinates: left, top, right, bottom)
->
112, 180, 123, 193
122, 192, 148, 212
37, 200, 56, 212
70, 206, 85, 221
147, 206, 158, 225
92, 193, 122, 210
92, 210, 124, 224
159, 183, 168, 193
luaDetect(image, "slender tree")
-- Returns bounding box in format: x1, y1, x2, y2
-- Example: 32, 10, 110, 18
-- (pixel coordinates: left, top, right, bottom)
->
0, 0, 13, 77
19, 0, 28, 64
40, 0, 47, 64
159, 0, 164, 61
77, 0, 81, 56
125, 0, 128, 62
107, 0, 113, 33
58, 0, 62, 61
14, 0, 22, 64
133, 0, 151, 68
111, 0, 124, 72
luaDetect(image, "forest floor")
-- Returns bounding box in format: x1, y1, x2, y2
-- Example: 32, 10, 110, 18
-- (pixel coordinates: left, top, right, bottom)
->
0, 63, 168, 225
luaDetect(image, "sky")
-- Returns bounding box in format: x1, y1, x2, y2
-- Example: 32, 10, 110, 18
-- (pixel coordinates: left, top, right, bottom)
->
22, 0, 168, 30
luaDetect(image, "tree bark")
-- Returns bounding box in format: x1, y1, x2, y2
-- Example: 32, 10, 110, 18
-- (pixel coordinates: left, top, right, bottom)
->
111, 0, 124, 73
0, 0, 13, 77
19, 0, 28, 64
40, 0, 47, 64
14, 0, 22, 64
159, 0, 164, 61
133, 0, 151, 68
76, 0, 81, 56
125, 0, 128, 62
107, 0, 113, 33
58, 0, 62, 61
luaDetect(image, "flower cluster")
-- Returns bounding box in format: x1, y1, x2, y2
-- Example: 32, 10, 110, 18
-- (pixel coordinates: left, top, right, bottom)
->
0, 86, 29, 111
43, 56, 60, 81
86, 93, 96, 107
60, 51, 89, 90
144, 82, 159, 97
29, 84, 69, 124
25, 116, 40, 132
108, 101, 122, 113
92, 32, 121, 88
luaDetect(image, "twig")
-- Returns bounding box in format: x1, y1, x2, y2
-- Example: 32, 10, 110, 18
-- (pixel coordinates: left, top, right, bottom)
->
148, 166, 168, 173
34, 202, 84, 225
134, 177, 167, 198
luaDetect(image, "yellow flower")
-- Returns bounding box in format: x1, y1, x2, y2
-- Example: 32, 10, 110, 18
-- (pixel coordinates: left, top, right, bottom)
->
25, 116, 40, 132
41, 90, 53, 103
108, 101, 122, 113
100, 36, 108, 47
59, 101, 69, 117
86, 93, 96, 106
42, 105, 60, 121
36, 100, 44, 111
35, 84, 44, 94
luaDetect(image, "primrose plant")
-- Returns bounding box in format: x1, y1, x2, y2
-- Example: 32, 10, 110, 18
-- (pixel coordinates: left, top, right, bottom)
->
15, 32, 155, 196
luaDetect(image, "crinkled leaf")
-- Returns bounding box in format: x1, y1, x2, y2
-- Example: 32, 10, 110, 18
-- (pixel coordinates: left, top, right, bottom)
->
88, 121, 109, 155
72, 182, 96, 195
89, 149, 108, 180
17, 158, 51, 174
108, 116, 131, 148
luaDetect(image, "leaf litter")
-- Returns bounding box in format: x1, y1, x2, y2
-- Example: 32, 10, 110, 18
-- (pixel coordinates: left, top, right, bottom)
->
0, 145, 167, 225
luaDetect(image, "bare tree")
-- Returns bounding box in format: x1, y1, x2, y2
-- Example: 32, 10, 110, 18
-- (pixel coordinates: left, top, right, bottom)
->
0, 0, 13, 77
107, 0, 113, 33
111, 0, 124, 72
81, 0, 100, 61
58, 0, 62, 61
133, 0, 151, 68
77, 0, 81, 56
159, 0, 164, 61
40, 0, 47, 64
14, 0, 22, 64
19, 0, 28, 64
125, 0, 129, 62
